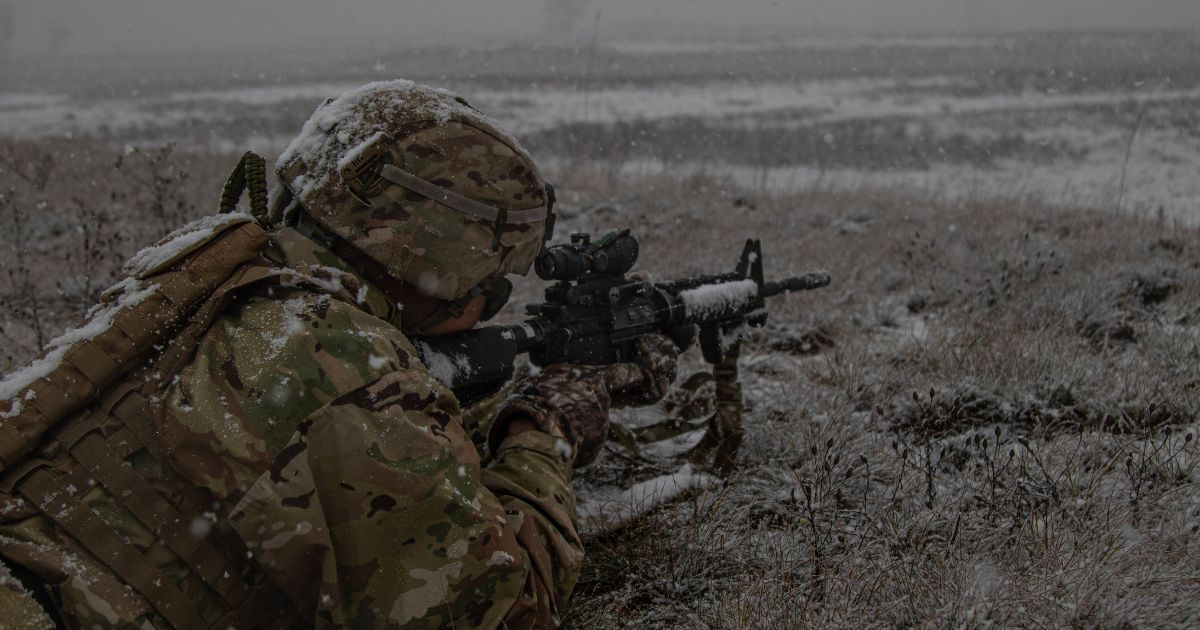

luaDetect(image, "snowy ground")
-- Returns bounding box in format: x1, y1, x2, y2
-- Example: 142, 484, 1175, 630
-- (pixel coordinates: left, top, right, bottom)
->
3, 24, 1199, 531
2, 31, 1200, 627
1, 31, 1198, 221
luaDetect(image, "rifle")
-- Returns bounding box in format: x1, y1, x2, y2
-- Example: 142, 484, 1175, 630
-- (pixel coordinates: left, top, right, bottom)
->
412, 229, 830, 408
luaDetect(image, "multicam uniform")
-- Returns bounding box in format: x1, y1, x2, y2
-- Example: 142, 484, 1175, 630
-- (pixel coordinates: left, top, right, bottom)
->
0, 81, 599, 628
162, 227, 584, 628
0, 225, 583, 628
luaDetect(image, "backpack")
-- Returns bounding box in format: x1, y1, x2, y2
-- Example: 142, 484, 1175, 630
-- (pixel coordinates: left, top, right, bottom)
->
0, 152, 274, 472
0, 212, 269, 470
0, 153, 296, 628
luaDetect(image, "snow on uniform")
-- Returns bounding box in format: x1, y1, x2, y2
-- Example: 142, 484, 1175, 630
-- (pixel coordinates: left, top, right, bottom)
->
0, 81, 580, 629
0, 559, 54, 629
161, 226, 582, 628
0, 224, 582, 629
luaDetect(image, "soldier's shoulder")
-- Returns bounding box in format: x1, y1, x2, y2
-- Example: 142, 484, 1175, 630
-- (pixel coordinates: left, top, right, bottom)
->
189, 287, 423, 406
164, 286, 436, 463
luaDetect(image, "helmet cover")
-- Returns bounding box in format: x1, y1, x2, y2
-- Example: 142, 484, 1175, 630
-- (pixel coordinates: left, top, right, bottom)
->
275, 80, 547, 300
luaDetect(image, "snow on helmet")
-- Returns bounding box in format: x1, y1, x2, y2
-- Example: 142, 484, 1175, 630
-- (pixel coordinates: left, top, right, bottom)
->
274, 80, 549, 301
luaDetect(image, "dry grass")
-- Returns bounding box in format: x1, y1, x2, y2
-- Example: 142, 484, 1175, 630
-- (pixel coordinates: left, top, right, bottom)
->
552, 164, 1200, 628
2, 139, 1199, 628
0, 138, 230, 371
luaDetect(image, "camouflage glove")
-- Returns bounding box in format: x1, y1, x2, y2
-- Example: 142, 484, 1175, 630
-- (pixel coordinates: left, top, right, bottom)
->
491, 333, 679, 467
607, 333, 679, 408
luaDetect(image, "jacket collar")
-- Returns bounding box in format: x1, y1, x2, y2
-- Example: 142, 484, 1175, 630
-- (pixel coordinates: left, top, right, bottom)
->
270, 226, 405, 330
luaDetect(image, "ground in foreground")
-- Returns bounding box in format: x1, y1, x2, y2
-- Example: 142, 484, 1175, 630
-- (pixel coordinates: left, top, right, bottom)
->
1, 142, 1198, 627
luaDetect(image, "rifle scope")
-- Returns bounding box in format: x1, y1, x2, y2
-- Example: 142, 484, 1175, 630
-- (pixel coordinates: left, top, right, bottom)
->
534, 231, 639, 282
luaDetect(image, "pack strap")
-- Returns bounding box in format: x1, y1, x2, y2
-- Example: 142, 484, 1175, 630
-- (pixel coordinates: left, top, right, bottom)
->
219, 152, 269, 222
18, 468, 208, 630
379, 164, 547, 225
64, 343, 120, 390
211, 578, 296, 629
154, 263, 280, 382
111, 391, 168, 464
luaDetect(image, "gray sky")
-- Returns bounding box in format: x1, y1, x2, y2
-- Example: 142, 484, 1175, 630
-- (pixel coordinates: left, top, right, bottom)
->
5, 0, 1200, 55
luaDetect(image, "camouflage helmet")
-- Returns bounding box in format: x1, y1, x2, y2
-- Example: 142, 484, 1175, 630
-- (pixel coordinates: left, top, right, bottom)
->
274, 80, 549, 301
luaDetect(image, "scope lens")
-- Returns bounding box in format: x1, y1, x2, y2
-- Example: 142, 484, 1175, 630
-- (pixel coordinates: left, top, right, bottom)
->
535, 248, 582, 281
534, 251, 559, 280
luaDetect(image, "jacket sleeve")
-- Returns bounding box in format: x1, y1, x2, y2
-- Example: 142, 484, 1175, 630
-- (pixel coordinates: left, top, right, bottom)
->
482, 430, 584, 627
225, 365, 584, 629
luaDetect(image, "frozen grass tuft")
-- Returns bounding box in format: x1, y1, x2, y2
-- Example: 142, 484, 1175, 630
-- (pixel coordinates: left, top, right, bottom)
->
551, 161, 1200, 628
1, 140, 1198, 627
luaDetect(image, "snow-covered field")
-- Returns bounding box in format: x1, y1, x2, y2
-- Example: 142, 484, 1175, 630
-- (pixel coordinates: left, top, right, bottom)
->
2, 31, 1200, 627
2, 31, 1198, 220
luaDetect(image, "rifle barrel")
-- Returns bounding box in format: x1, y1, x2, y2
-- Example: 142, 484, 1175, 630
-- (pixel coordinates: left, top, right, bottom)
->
762, 270, 832, 297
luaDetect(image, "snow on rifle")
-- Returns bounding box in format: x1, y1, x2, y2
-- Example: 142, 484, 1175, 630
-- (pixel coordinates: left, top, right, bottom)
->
414, 229, 831, 405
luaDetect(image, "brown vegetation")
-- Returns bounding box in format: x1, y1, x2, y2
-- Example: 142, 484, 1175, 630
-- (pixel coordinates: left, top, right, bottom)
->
0, 138, 227, 371
553, 163, 1200, 627
1, 139, 1198, 627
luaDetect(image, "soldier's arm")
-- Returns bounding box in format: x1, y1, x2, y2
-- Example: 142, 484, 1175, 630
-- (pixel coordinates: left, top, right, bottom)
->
224, 364, 582, 629
480, 422, 584, 626
172, 295, 584, 628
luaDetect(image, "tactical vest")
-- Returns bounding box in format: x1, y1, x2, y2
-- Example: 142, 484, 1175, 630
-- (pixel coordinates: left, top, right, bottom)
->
0, 156, 298, 628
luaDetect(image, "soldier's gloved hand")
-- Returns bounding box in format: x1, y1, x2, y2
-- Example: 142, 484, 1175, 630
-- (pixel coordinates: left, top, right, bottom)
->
490, 334, 679, 467
491, 364, 613, 467
603, 333, 680, 408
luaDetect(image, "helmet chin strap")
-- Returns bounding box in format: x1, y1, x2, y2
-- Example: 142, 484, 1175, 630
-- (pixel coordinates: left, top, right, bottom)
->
407, 275, 512, 334
406, 286, 482, 333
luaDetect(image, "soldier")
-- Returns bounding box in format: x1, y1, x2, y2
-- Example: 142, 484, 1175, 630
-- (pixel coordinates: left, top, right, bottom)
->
0, 80, 677, 628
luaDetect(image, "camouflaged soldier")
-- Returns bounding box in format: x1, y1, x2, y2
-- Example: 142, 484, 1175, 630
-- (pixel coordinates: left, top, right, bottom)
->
0, 80, 676, 628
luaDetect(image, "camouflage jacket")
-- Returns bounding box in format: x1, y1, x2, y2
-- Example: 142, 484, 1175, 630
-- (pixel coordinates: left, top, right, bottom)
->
1, 226, 583, 629
170, 226, 584, 627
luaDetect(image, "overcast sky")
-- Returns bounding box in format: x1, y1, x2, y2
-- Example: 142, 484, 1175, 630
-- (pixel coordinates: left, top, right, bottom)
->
4, 0, 1199, 55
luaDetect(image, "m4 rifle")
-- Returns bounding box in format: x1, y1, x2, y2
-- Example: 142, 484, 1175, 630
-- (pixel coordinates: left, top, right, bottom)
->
413, 230, 830, 407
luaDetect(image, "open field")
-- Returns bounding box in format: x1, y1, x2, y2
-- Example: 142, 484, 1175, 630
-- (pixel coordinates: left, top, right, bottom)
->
3, 136, 1199, 627
1, 31, 1198, 219
557, 169, 1200, 627
2, 30, 1200, 628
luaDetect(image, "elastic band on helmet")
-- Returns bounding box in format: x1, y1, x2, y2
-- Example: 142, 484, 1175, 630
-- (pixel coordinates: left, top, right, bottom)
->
378, 165, 547, 225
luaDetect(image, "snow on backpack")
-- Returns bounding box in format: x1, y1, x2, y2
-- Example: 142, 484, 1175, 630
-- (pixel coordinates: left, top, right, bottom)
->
0, 153, 300, 628
0, 153, 273, 473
